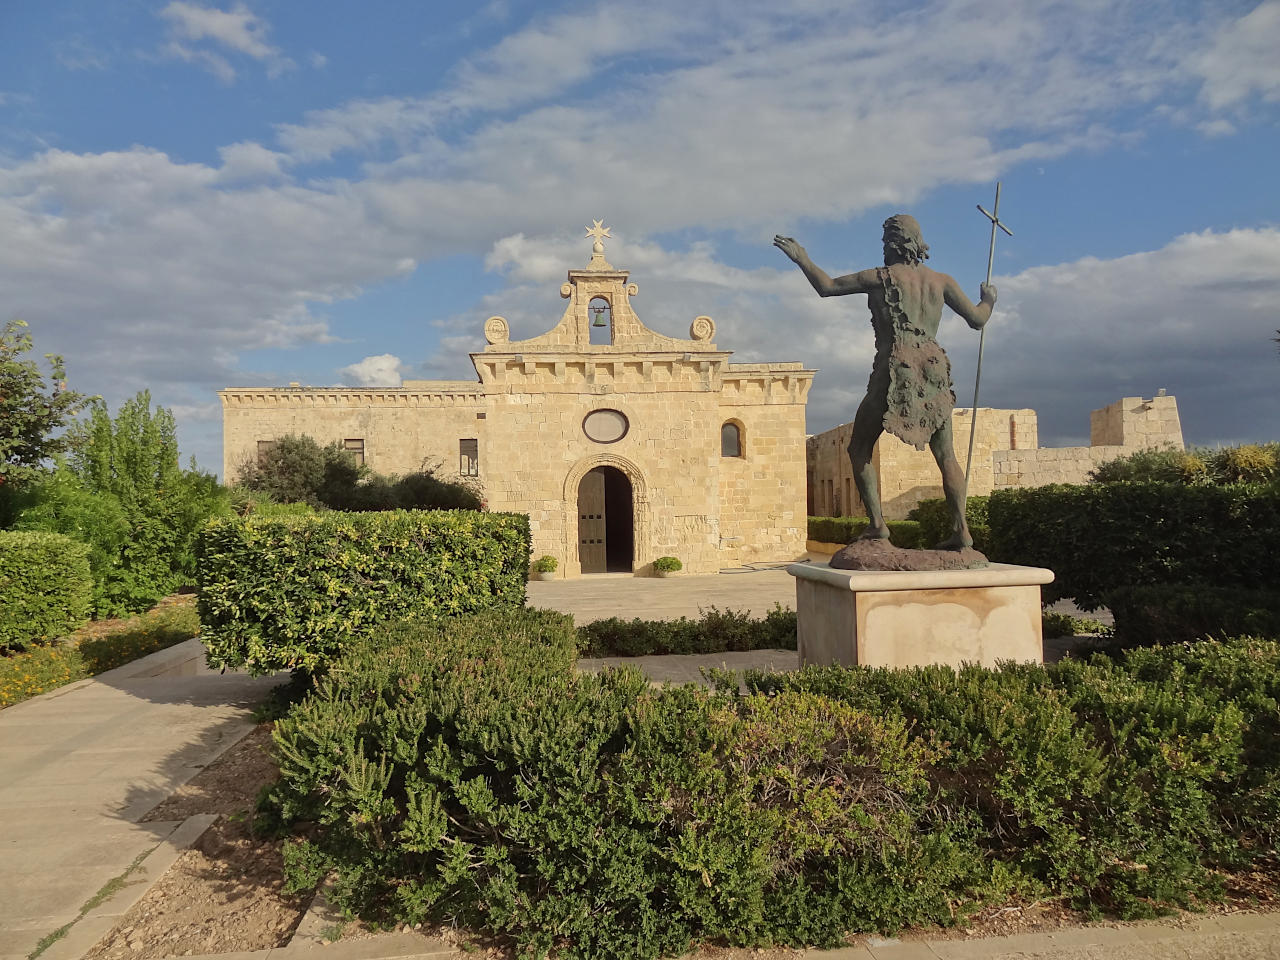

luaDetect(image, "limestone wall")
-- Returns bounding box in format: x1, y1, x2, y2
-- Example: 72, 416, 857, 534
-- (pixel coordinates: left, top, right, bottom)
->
806, 408, 1034, 520
1090, 395, 1183, 449
876, 408, 1036, 519
718, 365, 810, 567
806, 393, 1184, 519
220, 387, 485, 482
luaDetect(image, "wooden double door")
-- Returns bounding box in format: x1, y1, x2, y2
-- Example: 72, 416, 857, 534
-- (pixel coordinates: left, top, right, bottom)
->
577, 466, 634, 574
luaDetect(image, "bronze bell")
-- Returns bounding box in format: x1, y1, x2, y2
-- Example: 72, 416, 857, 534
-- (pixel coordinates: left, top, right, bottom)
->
591, 305, 608, 328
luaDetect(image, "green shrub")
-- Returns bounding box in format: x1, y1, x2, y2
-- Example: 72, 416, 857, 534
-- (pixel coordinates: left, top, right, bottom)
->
532, 554, 558, 573
742, 640, 1275, 916
0, 599, 200, 707
265, 610, 983, 959
577, 605, 797, 657
198, 509, 531, 675
1041, 608, 1109, 639
986, 483, 1280, 609
1089, 443, 1280, 487
807, 517, 924, 548
1206, 443, 1280, 485
653, 555, 682, 573
1106, 584, 1280, 647
0, 531, 92, 653
1090, 448, 1211, 484
17, 394, 231, 617
906, 496, 989, 551
0, 643, 86, 706
238, 434, 483, 512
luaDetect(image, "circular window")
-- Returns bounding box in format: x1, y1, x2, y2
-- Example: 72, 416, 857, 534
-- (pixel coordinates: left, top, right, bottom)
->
582, 409, 629, 444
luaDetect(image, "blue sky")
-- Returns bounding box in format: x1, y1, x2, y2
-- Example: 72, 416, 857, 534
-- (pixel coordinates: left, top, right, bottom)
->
2, 0, 1278, 475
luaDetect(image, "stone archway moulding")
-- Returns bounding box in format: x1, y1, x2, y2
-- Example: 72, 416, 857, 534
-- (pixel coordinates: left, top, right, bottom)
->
562, 453, 650, 577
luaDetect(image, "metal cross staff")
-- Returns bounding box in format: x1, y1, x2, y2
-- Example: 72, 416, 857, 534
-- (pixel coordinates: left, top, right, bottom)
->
963, 182, 1014, 495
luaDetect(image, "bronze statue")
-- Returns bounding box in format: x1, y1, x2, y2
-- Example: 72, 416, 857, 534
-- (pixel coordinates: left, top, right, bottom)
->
775, 215, 996, 549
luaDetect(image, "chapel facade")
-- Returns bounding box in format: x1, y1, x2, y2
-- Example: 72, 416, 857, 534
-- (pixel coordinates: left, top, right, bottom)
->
221, 226, 815, 576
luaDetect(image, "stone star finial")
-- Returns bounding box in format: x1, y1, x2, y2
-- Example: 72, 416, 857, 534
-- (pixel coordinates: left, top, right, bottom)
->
585, 219, 612, 245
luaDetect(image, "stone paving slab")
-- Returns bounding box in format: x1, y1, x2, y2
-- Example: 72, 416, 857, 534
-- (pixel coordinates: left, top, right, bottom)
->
0, 639, 281, 960
526, 565, 800, 624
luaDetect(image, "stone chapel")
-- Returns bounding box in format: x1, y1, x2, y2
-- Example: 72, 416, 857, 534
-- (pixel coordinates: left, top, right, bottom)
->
220, 224, 815, 577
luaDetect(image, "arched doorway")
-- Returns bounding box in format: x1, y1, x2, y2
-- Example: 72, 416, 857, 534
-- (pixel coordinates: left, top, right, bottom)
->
577, 466, 634, 573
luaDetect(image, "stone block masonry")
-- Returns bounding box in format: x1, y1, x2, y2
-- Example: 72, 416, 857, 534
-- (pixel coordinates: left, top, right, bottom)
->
808, 394, 1184, 520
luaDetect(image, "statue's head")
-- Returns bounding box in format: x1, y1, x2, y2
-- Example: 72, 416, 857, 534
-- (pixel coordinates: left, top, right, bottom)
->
882, 214, 929, 265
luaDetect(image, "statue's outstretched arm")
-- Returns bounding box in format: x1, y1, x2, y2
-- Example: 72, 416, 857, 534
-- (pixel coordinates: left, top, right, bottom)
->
943, 275, 996, 330
774, 236, 876, 297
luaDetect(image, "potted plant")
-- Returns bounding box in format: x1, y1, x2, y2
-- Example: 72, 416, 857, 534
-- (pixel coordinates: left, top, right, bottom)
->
531, 556, 558, 581
653, 556, 682, 578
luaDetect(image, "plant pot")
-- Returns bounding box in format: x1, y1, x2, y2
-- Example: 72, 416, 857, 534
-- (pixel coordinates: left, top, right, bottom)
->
533, 570, 556, 581
655, 569, 676, 578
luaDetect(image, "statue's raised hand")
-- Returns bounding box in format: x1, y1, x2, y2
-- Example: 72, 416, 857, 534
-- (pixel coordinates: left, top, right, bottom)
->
773, 235, 806, 264
980, 282, 997, 305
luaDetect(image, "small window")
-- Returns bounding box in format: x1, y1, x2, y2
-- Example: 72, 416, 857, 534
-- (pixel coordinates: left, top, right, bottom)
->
256, 439, 278, 464
721, 422, 742, 458
459, 438, 479, 476
343, 438, 365, 467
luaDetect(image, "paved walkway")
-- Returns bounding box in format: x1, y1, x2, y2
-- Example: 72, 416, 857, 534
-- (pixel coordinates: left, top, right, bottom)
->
0, 641, 280, 960
526, 564, 799, 623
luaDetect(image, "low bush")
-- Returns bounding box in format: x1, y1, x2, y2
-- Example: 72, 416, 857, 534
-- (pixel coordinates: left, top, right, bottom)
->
906, 496, 990, 552
742, 636, 1280, 917
1090, 443, 1279, 486
986, 483, 1280, 609
807, 517, 924, 548
1041, 609, 1110, 639
1107, 584, 1280, 647
265, 611, 1280, 956
0, 531, 92, 653
0, 599, 199, 708
576, 605, 797, 657
198, 509, 530, 675
264, 610, 985, 959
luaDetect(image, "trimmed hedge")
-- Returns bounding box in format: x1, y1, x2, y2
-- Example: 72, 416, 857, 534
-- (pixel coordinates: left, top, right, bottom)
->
0, 531, 92, 653
807, 516, 924, 548
577, 605, 797, 657
986, 483, 1280, 609
264, 612, 1280, 958
197, 509, 530, 675
906, 496, 990, 552
1107, 584, 1280, 647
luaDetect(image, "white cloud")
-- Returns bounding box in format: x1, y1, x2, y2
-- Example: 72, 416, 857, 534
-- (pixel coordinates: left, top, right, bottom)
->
1192, 1, 1280, 109
980, 227, 1280, 447
338, 354, 405, 386
158, 2, 295, 81
216, 141, 290, 181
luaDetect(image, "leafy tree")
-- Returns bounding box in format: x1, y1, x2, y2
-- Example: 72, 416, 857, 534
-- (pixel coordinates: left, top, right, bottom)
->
236, 433, 482, 511
0, 319, 90, 492
17, 392, 228, 615
236, 434, 354, 507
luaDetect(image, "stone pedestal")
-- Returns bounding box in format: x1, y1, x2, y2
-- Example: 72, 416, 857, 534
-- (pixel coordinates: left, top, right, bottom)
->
787, 561, 1054, 669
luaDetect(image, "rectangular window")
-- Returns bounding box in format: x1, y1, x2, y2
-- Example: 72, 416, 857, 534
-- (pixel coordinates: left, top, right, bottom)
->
343, 438, 365, 467
459, 438, 479, 476
256, 439, 278, 464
